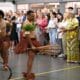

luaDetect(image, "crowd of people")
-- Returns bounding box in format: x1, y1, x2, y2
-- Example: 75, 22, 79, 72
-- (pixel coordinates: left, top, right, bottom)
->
0, 7, 80, 80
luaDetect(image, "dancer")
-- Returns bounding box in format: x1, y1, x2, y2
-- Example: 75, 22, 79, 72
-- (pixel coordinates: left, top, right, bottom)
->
0, 10, 11, 70
15, 10, 41, 80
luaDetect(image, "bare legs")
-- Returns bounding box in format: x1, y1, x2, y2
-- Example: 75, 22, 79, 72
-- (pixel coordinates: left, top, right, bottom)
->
22, 36, 36, 80
27, 50, 35, 73
1, 41, 9, 70
23, 50, 35, 80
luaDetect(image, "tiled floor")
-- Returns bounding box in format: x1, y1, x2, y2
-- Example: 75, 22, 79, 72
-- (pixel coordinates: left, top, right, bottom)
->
0, 49, 80, 80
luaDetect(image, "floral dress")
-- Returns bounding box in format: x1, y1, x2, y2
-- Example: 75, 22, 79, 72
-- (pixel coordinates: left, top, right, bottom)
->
63, 18, 80, 62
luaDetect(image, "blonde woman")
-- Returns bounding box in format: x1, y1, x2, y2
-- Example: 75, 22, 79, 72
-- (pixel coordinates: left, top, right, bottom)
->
61, 11, 80, 63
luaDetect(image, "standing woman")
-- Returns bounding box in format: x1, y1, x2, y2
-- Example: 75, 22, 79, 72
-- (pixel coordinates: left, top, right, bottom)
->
57, 13, 64, 56
61, 11, 80, 63
36, 10, 48, 45
15, 10, 41, 80
10, 16, 19, 48
46, 11, 57, 45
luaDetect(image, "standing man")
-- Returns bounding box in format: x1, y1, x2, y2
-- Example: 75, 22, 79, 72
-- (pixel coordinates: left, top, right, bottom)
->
15, 10, 41, 80
0, 10, 11, 70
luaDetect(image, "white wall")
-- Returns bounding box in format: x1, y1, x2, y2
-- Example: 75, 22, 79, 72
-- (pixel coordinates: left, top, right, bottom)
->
65, 2, 80, 8
0, 2, 16, 12
17, 4, 29, 12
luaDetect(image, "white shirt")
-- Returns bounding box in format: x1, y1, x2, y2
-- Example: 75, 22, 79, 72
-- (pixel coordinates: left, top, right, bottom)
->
57, 20, 68, 38
47, 18, 57, 29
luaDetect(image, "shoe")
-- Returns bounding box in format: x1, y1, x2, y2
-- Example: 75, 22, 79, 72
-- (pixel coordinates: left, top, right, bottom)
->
58, 54, 65, 58
63, 55, 67, 60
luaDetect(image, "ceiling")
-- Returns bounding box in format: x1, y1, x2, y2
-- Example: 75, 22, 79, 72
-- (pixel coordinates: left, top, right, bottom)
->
0, 0, 80, 4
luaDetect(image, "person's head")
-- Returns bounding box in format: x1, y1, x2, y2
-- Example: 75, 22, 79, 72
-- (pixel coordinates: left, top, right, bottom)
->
63, 12, 69, 20
65, 7, 75, 19
57, 13, 63, 22
0, 10, 4, 19
50, 11, 56, 19
26, 10, 35, 22
65, 7, 74, 14
36, 9, 41, 14
36, 11, 43, 19
11, 16, 16, 21
68, 7, 73, 12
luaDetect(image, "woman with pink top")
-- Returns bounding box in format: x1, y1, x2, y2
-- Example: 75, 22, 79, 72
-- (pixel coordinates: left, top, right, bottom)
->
35, 10, 48, 45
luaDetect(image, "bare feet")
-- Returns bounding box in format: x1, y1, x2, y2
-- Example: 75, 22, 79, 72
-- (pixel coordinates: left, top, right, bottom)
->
3, 64, 8, 71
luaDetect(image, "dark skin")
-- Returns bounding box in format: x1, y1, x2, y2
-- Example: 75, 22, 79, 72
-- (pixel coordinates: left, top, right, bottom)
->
0, 15, 11, 70
23, 12, 36, 80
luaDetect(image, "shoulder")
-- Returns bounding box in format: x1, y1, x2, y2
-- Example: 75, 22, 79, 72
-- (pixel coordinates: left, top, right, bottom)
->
2, 19, 7, 24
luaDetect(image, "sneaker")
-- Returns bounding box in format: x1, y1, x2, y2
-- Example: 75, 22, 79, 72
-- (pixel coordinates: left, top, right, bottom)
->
58, 54, 65, 58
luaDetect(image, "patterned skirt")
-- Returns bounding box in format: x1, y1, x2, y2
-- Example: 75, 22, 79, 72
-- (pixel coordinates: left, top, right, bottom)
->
63, 31, 80, 63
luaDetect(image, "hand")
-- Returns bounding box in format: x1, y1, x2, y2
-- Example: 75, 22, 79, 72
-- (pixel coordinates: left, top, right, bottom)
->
60, 27, 65, 30
31, 45, 36, 50
60, 28, 67, 32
